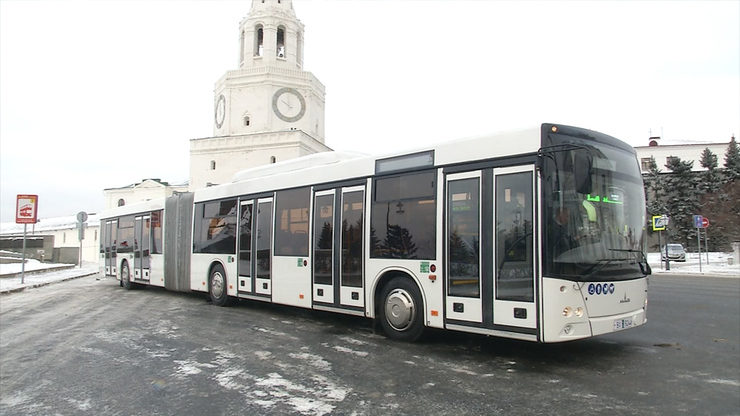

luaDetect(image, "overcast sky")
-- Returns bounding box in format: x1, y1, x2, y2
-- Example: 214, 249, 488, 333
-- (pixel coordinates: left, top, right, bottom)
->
1, 0, 738, 223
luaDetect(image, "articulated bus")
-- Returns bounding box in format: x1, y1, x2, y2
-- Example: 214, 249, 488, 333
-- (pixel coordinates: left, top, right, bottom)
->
100, 124, 649, 343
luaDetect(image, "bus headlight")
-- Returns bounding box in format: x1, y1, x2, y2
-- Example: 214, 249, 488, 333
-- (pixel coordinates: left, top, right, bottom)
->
575, 307, 584, 317
562, 306, 572, 317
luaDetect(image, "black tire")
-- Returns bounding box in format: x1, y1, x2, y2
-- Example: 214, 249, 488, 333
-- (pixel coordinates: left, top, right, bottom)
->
378, 277, 425, 342
209, 264, 230, 307
121, 261, 133, 290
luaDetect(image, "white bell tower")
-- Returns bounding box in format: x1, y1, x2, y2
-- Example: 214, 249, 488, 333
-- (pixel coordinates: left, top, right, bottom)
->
190, 0, 331, 189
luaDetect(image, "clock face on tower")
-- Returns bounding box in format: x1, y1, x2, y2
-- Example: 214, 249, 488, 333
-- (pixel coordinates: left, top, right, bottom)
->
272, 87, 306, 122
215, 94, 226, 129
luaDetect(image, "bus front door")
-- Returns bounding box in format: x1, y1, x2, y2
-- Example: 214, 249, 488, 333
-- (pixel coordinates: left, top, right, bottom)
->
445, 171, 484, 324
492, 166, 536, 330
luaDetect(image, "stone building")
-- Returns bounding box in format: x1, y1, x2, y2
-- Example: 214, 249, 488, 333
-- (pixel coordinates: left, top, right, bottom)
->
635, 136, 733, 173
189, 0, 331, 189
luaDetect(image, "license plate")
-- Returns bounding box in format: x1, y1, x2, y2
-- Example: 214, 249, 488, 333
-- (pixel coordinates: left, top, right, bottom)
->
614, 318, 633, 330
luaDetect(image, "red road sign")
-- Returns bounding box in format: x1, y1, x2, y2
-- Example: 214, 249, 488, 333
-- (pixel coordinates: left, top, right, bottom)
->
702, 217, 709, 228
15, 194, 38, 224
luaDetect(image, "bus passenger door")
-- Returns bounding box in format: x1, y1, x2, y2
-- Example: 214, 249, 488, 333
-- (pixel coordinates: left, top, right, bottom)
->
311, 186, 365, 310
133, 216, 151, 281
445, 171, 483, 323
493, 166, 537, 330
312, 190, 335, 304
106, 220, 117, 276
339, 187, 364, 308
238, 200, 254, 294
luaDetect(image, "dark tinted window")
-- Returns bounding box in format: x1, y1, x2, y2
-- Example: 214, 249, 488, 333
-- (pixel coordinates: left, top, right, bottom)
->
371, 170, 436, 259
239, 203, 253, 276
448, 178, 480, 298
342, 191, 364, 287
313, 194, 334, 285
256, 201, 273, 279
151, 210, 163, 254
495, 172, 534, 302
117, 216, 134, 253
193, 199, 238, 254
275, 187, 310, 256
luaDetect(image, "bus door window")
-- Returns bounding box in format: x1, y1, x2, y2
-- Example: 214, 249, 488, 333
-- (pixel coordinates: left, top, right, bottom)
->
141, 215, 151, 280
312, 191, 335, 304
255, 199, 273, 295
340, 188, 364, 308
495, 171, 534, 302
238, 201, 254, 293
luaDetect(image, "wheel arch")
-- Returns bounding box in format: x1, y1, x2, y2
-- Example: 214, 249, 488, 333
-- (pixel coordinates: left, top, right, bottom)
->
371, 267, 427, 320
207, 260, 228, 289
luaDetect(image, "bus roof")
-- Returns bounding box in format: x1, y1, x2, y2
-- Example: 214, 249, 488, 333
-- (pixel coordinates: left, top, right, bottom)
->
193, 126, 542, 203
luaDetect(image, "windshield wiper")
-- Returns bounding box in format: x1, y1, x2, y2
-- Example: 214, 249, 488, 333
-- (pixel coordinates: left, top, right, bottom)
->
608, 249, 651, 276
583, 257, 632, 281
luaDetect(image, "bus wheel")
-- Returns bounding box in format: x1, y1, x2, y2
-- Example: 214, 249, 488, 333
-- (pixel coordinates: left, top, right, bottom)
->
121, 261, 133, 290
209, 264, 230, 307
378, 277, 424, 342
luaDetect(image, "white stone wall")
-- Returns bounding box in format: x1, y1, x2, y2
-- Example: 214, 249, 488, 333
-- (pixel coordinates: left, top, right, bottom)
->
104, 180, 187, 210
190, 130, 331, 189
635, 142, 731, 173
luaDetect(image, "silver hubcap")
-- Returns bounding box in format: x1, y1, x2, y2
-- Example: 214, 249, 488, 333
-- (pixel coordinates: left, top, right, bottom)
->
385, 288, 416, 331
211, 272, 224, 299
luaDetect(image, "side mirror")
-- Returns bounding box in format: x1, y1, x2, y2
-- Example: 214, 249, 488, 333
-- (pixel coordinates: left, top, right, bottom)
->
574, 151, 593, 194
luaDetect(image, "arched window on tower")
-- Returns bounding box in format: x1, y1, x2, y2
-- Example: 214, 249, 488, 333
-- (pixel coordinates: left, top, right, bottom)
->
210, 160, 216, 170
255, 25, 264, 57
277, 26, 286, 58
270, 156, 277, 164
240, 30, 245, 64
243, 114, 251, 127
296, 32, 303, 68
118, 199, 125, 207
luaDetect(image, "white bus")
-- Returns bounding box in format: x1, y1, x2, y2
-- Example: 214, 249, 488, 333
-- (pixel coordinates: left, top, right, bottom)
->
100, 124, 649, 343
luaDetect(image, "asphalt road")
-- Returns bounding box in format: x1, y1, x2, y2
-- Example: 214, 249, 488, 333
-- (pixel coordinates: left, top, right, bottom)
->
1, 274, 738, 415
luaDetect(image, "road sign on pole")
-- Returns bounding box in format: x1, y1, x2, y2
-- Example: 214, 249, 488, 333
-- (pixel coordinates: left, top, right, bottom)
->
701, 217, 709, 228
652, 215, 668, 231
15, 195, 38, 284
15, 195, 38, 224
77, 211, 88, 268
693, 215, 704, 229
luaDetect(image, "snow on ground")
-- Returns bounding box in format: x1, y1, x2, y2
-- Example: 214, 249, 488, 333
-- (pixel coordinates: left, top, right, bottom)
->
0, 257, 74, 275
647, 252, 740, 277
0, 261, 100, 293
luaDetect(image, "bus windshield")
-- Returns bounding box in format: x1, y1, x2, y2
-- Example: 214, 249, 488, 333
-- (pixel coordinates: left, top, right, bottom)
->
542, 131, 647, 282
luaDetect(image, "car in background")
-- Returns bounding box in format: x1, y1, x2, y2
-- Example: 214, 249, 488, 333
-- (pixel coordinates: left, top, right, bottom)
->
661, 243, 686, 262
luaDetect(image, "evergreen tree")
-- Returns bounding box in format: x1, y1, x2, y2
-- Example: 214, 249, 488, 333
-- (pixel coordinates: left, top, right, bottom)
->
699, 147, 721, 193
664, 156, 698, 248
643, 156, 667, 218
724, 136, 740, 181
700, 180, 740, 251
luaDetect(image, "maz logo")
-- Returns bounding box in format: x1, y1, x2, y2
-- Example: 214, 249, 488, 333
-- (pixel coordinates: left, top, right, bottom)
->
588, 283, 615, 295
620, 293, 631, 303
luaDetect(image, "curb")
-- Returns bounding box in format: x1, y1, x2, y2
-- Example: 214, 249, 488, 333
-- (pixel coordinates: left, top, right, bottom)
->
0, 264, 77, 279
0, 271, 100, 295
